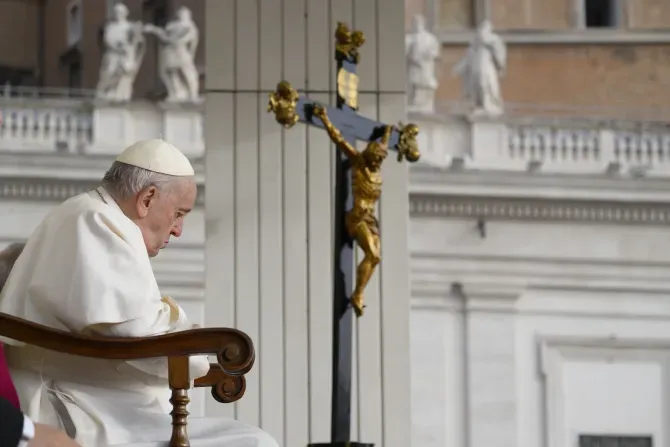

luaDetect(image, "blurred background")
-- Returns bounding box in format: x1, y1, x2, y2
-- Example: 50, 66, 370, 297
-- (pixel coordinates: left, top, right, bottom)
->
1, 1, 670, 447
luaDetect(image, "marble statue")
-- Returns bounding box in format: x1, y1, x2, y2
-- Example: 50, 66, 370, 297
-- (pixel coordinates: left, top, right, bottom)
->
144, 7, 201, 103
405, 15, 440, 114
96, 2, 147, 102
453, 20, 507, 116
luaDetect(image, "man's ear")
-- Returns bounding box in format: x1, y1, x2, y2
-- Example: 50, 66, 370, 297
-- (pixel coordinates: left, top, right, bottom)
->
136, 186, 159, 218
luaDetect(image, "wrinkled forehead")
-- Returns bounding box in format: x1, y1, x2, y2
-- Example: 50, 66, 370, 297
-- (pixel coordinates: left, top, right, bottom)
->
167, 177, 197, 206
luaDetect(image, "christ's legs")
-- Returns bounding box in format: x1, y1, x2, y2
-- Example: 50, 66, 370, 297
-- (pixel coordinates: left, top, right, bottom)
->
351, 221, 380, 317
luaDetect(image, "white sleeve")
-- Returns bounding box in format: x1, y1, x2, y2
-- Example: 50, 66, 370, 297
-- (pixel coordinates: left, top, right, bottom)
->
87, 297, 210, 381
65, 211, 210, 380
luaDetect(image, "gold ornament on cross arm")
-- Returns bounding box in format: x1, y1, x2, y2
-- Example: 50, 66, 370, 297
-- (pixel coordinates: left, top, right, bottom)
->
396, 122, 421, 162
267, 80, 300, 128
334, 22, 366, 62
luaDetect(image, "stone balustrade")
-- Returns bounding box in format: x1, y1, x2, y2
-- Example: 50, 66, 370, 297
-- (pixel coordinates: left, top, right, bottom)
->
411, 110, 670, 177
0, 89, 204, 157
3, 88, 670, 179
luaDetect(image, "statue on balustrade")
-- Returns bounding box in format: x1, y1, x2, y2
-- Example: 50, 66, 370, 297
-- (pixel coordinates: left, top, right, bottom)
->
453, 20, 507, 116
144, 7, 201, 104
96, 2, 147, 102
405, 14, 441, 115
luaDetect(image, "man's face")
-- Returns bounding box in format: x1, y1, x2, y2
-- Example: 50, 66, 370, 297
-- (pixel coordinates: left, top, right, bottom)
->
134, 179, 197, 257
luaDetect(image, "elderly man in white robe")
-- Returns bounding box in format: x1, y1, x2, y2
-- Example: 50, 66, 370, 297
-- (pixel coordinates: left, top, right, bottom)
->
0, 140, 278, 447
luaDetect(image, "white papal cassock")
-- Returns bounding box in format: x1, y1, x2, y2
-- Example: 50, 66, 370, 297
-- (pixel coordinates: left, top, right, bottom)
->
0, 187, 277, 447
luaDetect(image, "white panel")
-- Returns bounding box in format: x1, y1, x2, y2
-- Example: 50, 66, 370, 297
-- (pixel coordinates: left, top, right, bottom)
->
204, 0, 235, 90
411, 310, 452, 447
203, 91, 236, 419
258, 0, 285, 441
305, 0, 334, 434
377, 0, 407, 92
282, 0, 309, 445
377, 1, 412, 438
353, 0, 378, 92
234, 92, 261, 425
354, 93, 383, 446
467, 309, 517, 447
378, 92, 412, 447
236, 0, 259, 91
517, 316, 670, 447
564, 360, 662, 438
306, 0, 331, 92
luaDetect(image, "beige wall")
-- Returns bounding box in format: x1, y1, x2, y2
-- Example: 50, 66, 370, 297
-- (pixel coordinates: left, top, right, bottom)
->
0, 1, 40, 70
399, 0, 670, 111
490, 0, 573, 30
436, 44, 670, 108
627, 0, 670, 29
0, 0, 206, 97
204, 0, 411, 446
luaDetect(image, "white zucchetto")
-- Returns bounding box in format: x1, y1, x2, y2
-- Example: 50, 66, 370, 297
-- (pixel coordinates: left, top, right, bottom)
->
115, 139, 194, 176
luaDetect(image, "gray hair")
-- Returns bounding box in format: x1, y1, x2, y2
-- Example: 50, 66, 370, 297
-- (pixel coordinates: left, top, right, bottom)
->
101, 161, 184, 200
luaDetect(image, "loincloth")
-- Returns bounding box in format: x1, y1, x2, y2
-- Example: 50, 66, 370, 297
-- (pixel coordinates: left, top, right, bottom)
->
345, 210, 379, 237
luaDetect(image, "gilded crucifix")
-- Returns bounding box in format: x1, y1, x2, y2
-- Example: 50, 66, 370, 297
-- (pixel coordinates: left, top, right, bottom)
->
267, 21, 421, 446
268, 22, 420, 317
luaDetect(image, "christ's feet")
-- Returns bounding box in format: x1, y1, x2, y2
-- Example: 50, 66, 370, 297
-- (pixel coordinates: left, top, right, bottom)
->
351, 293, 365, 317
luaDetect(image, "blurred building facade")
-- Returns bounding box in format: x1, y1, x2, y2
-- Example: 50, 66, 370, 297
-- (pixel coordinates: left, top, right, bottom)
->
2, 1, 670, 446
0, 0, 205, 98
405, 2, 670, 447
408, 0, 670, 116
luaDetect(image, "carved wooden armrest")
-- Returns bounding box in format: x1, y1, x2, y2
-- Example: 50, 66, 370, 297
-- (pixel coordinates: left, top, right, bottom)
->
0, 312, 255, 447
0, 313, 254, 375
194, 363, 247, 404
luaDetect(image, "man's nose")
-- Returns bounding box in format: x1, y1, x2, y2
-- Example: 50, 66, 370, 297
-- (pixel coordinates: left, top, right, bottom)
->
171, 223, 183, 238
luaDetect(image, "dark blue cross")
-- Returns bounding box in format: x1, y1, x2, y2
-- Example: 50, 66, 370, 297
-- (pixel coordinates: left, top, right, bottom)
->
268, 23, 419, 447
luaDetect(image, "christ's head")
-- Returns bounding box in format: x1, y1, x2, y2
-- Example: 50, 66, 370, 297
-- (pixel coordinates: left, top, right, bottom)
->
364, 142, 388, 170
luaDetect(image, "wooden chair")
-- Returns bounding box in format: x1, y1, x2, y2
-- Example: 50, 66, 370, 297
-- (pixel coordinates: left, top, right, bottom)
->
0, 312, 254, 447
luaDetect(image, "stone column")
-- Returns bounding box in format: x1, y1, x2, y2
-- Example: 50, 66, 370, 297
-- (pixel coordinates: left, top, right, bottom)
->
204, 1, 411, 446
464, 284, 520, 447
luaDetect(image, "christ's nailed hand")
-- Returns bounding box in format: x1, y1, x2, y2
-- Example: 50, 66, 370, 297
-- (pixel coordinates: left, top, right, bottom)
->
312, 104, 326, 118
